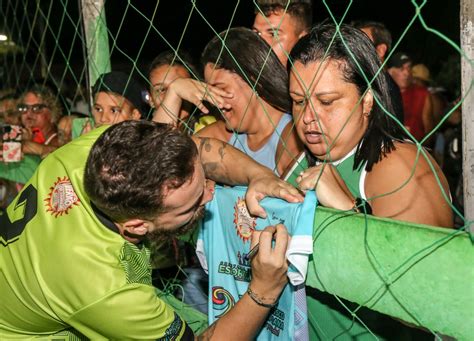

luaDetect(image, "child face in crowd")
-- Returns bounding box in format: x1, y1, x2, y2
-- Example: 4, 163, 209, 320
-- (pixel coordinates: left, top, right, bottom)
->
149, 64, 191, 110
93, 92, 141, 126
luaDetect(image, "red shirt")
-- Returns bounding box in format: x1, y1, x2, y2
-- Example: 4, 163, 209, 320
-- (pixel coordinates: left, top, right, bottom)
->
402, 84, 429, 141
31, 128, 46, 144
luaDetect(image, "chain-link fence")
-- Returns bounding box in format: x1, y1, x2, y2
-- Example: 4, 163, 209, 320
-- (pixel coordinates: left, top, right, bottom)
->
1, 0, 472, 339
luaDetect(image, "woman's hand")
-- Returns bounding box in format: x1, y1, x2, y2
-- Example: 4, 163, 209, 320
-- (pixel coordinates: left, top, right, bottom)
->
296, 163, 354, 210
21, 127, 33, 141
167, 78, 233, 114
153, 78, 233, 126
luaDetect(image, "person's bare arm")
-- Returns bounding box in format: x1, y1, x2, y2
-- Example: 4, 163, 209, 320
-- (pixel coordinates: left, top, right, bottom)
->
422, 93, 434, 137
22, 141, 57, 159
193, 120, 232, 143
191, 136, 303, 217
152, 78, 232, 126
296, 143, 453, 227
197, 224, 289, 340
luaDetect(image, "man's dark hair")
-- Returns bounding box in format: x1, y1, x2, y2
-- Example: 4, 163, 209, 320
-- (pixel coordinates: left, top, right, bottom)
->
201, 27, 291, 113
353, 20, 392, 56
290, 23, 406, 172
255, 0, 313, 33
148, 50, 200, 80
84, 120, 198, 222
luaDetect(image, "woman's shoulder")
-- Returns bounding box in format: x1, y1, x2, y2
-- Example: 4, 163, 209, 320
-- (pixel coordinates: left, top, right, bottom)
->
366, 141, 444, 194
373, 141, 424, 170
365, 141, 452, 227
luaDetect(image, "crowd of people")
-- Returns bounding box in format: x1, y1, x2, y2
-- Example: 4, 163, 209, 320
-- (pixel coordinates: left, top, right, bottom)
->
0, 0, 462, 339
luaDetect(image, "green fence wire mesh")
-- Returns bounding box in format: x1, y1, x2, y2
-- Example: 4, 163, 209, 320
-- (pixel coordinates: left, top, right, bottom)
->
0, 0, 472, 340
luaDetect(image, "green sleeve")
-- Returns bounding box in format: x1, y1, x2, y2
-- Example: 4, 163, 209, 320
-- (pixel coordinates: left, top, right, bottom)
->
65, 283, 192, 340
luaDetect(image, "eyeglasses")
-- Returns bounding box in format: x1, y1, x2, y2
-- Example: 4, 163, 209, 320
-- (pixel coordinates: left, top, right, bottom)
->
17, 103, 49, 114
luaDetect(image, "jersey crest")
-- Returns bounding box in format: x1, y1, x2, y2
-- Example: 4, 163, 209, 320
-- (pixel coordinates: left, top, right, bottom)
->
44, 176, 80, 217
212, 286, 235, 318
233, 197, 256, 242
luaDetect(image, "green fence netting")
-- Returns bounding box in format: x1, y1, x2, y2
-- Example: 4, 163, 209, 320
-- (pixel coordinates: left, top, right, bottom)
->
0, 0, 472, 340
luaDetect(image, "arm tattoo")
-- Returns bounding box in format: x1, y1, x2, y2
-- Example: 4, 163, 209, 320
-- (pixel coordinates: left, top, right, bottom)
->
196, 322, 218, 340
218, 142, 226, 161
203, 162, 232, 184
198, 137, 212, 157
203, 162, 218, 174
199, 138, 232, 184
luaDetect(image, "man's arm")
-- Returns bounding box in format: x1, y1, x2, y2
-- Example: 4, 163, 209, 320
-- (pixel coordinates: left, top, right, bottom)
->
197, 224, 290, 341
422, 93, 434, 137
191, 136, 303, 217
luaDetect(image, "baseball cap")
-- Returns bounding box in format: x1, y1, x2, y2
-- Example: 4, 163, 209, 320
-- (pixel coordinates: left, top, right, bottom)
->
386, 52, 412, 68
412, 64, 431, 82
92, 71, 148, 116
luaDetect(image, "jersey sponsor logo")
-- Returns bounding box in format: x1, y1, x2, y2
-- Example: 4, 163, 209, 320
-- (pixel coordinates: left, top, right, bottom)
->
265, 307, 286, 336
212, 286, 235, 318
233, 197, 256, 242
44, 176, 80, 217
217, 260, 251, 282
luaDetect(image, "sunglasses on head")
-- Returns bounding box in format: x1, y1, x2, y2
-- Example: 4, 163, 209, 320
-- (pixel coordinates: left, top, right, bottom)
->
17, 103, 49, 114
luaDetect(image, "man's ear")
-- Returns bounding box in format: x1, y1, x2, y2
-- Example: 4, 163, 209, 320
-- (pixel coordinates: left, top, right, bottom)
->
375, 44, 388, 62
120, 219, 149, 236
298, 28, 309, 39
131, 108, 142, 121
362, 89, 374, 117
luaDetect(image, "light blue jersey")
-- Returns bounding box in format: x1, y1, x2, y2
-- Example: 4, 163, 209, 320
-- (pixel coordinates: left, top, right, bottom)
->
197, 186, 316, 340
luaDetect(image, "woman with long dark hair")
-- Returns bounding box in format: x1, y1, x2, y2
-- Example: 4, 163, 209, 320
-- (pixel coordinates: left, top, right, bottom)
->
154, 27, 303, 176
290, 23, 452, 227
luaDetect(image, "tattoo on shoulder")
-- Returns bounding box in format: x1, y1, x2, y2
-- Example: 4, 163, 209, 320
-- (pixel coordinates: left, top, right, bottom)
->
218, 142, 226, 161
198, 137, 212, 155
203, 162, 218, 174
203, 162, 232, 184
197, 322, 217, 340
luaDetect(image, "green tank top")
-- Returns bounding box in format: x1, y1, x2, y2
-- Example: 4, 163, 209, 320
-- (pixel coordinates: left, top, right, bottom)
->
284, 149, 366, 199
330, 149, 365, 199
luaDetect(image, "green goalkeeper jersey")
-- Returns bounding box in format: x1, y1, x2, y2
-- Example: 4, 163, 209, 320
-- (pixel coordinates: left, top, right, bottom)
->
0, 125, 193, 340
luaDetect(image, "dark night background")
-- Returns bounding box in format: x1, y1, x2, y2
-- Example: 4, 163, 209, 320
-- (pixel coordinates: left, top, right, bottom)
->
106, 0, 460, 67
1, 0, 462, 99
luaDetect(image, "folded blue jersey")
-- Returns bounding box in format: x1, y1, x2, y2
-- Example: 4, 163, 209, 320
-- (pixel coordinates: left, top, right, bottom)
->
197, 185, 317, 340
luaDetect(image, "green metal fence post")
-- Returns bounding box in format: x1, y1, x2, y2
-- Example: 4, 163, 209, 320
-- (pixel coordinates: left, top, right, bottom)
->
80, 0, 111, 106
461, 0, 474, 237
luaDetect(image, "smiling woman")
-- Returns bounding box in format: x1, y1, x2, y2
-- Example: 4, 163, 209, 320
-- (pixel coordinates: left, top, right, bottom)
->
289, 23, 453, 228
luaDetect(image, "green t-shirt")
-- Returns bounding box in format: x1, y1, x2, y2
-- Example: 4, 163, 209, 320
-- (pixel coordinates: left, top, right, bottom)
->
0, 125, 192, 339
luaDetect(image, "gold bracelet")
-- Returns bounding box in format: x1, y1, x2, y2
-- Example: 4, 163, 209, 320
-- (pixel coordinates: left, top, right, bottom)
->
246, 287, 278, 308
